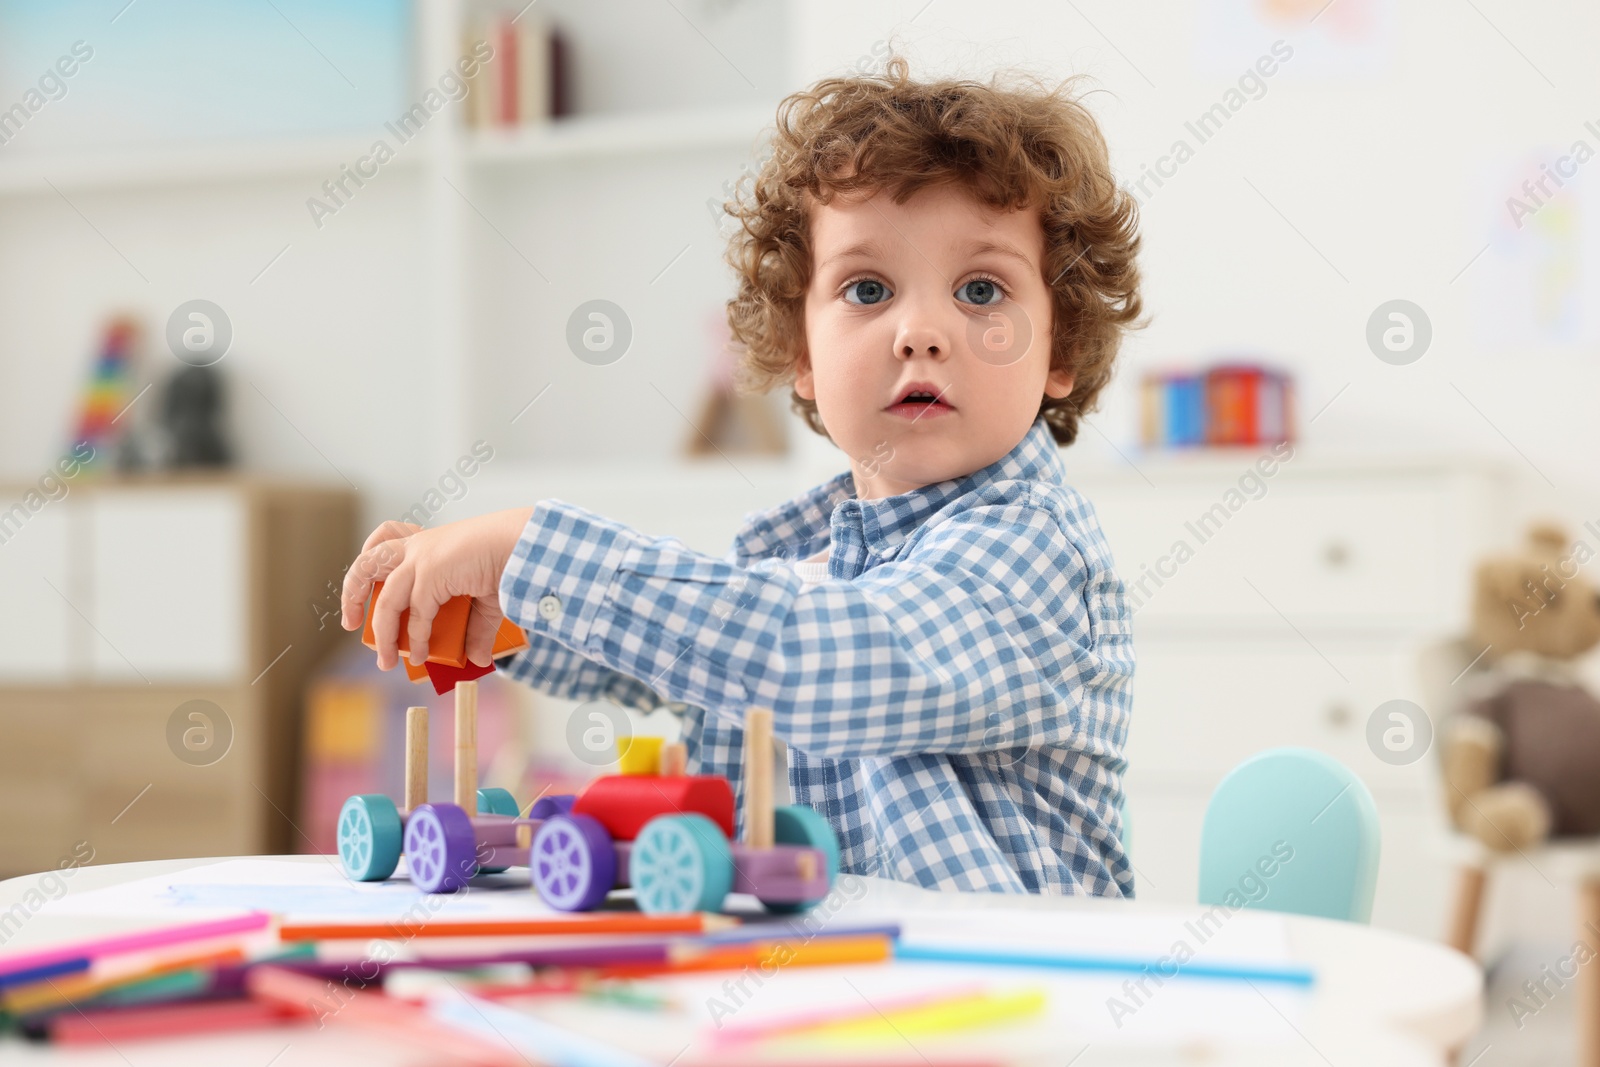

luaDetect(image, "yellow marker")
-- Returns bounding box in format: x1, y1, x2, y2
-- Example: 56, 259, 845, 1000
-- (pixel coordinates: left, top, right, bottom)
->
811, 987, 1047, 1042
617, 736, 664, 775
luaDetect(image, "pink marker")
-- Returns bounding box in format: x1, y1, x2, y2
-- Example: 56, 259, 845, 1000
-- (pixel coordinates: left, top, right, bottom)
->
0, 912, 271, 981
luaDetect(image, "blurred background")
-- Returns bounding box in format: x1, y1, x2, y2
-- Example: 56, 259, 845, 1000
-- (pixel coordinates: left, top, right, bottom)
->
1, 0, 1598, 1056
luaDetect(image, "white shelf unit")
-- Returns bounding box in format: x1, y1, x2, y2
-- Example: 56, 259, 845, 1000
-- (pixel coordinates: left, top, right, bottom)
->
0, 0, 792, 489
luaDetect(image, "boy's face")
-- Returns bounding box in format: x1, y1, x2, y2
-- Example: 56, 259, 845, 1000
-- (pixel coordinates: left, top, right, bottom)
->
798, 182, 1072, 500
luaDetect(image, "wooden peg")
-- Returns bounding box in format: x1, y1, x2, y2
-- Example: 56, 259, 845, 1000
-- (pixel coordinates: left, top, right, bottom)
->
404, 706, 429, 812
660, 742, 687, 778
744, 707, 774, 850
454, 680, 478, 811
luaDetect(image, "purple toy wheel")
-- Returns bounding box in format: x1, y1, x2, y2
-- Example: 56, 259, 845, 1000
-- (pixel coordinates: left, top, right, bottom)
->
529, 794, 577, 820
404, 803, 478, 893
530, 813, 615, 912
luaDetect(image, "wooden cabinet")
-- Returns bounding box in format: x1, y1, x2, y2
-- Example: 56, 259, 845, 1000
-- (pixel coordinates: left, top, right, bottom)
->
0, 477, 357, 876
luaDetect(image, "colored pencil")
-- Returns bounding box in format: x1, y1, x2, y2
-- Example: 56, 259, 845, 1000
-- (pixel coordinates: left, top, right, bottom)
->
51, 998, 309, 1045
807, 987, 1046, 1041
278, 912, 736, 942
431, 991, 659, 1067
0, 956, 89, 991
598, 934, 893, 979
2, 944, 245, 1014
246, 965, 523, 1067
710, 982, 988, 1044
703, 921, 901, 945
286, 941, 672, 981
0, 912, 271, 982
892, 943, 1315, 986
296, 922, 902, 976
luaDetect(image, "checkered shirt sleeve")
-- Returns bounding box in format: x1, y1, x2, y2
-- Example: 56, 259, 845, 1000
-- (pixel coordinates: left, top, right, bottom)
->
498, 480, 1134, 898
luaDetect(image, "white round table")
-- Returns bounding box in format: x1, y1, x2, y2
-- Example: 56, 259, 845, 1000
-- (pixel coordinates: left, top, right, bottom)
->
0, 856, 1483, 1066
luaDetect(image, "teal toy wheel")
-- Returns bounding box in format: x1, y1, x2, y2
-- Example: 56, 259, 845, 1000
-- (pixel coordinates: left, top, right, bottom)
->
337, 794, 402, 882
762, 804, 841, 913
476, 787, 520, 874
629, 814, 734, 914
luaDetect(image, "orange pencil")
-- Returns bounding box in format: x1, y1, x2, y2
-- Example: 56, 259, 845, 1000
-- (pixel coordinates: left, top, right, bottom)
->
279, 912, 736, 942
598, 934, 892, 978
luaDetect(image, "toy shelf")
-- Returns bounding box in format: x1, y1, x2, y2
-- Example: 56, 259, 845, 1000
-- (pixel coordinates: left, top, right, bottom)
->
0, 103, 775, 197
464, 101, 776, 165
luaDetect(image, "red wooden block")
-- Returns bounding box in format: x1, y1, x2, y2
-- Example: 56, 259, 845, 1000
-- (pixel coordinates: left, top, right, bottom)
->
573, 775, 736, 841
423, 658, 495, 695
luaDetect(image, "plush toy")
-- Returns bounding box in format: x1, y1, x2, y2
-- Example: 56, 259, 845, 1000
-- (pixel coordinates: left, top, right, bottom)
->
1441, 523, 1600, 851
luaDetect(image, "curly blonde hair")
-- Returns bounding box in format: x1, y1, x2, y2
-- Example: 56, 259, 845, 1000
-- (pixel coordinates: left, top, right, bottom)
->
722, 55, 1143, 446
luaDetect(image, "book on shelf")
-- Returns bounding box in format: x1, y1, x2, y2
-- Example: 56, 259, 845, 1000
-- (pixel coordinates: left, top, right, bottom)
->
1140, 364, 1294, 449
463, 10, 569, 130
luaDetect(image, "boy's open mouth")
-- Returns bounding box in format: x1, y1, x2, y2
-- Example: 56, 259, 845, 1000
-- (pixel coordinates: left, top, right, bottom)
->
885, 382, 955, 419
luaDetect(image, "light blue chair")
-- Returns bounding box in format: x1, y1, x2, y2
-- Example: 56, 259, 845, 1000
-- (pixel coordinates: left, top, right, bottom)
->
1198, 748, 1381, 923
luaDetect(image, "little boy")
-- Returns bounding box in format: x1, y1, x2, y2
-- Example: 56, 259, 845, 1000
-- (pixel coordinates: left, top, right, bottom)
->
340, 56, 1141, 897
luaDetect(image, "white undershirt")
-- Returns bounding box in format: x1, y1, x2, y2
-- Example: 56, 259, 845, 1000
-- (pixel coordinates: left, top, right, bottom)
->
791, 545, 830, 587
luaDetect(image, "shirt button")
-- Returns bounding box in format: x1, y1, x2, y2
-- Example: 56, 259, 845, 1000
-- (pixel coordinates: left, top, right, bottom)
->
537, 595, 562, 620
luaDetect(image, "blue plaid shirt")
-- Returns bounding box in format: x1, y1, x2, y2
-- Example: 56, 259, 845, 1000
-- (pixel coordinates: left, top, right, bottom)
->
498, 415, 1135, 896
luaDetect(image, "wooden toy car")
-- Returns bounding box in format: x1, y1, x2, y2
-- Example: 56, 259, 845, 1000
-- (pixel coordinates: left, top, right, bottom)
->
333, 683, 840, 914
335, 681, 546, 893
530, 709, 839, 914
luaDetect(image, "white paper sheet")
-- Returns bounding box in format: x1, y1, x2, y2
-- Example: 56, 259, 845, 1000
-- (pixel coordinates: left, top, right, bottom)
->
42, 857, 560, 923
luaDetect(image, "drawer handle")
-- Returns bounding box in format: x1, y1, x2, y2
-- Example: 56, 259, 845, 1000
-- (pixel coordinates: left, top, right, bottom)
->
1326, 703, 1352, 729
1323, 542, 1352, 569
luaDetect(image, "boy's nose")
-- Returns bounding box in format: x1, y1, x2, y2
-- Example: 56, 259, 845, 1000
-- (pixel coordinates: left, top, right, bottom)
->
895, 323, 948, 361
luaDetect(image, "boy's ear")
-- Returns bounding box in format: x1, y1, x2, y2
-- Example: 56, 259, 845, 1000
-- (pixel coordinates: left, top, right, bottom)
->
1044, 365, 1075, 400
793, 349, 815, 400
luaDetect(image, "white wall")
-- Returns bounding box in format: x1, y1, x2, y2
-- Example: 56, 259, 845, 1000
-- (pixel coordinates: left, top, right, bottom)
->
3, 0, 1598, 526
790, 0, 1600, 507
0, 169, 436, 507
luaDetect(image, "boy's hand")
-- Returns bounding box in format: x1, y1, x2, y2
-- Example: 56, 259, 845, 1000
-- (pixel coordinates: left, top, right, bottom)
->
340, 508, 536, 670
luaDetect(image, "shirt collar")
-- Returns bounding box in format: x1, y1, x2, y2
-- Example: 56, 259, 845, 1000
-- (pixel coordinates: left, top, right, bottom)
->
733, 415, 1065, 561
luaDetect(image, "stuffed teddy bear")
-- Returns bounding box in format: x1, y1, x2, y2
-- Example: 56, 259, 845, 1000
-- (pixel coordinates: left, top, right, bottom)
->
1441, 523, 1600, 851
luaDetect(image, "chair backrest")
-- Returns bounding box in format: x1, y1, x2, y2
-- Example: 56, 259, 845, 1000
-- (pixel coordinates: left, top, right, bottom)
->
1198, 748, 1381, 923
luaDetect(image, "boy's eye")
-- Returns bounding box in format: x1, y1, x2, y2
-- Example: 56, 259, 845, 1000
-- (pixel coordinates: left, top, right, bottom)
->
843, 279, 891, 305
956, 278, 1003, 306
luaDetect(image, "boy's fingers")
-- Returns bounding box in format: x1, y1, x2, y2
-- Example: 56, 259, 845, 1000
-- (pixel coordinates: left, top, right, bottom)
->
370, 567, 414, 671
405, 580, 449, 667
340, 539, 408, 631
361, 520, 422, 554
463, 599, 503, 668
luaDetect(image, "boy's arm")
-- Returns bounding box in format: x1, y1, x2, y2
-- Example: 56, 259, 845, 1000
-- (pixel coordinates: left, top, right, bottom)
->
494, 627, 671, 716
500, 495, 1132, 761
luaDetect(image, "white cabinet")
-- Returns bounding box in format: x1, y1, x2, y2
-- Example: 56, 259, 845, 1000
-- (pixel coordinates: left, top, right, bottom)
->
0, 488, 247, 684
85, 489, 245, 683
0, 502, 74, 680
1069, 453, 1512, 939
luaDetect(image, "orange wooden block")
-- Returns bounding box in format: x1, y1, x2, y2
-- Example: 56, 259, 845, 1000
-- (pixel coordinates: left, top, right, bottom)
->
491, 616, 529, 657
362, 580, 471, 668
361, 581, 529, 690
